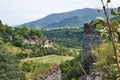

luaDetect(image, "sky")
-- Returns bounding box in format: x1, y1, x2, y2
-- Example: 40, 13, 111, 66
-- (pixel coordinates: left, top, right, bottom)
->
0, 0, 120, 26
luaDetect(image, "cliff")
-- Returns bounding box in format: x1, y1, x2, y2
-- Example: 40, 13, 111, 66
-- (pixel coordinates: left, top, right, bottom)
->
23, 37, 53, 48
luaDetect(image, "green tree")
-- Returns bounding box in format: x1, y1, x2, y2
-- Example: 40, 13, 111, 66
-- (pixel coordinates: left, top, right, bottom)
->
97, 0, 120, 74
0, 45, 24, 80
0, 20, 2, 25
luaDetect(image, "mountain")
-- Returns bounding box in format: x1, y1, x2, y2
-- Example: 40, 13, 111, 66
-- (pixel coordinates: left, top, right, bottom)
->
19, 8, 117, 29
48, 16, 84, 28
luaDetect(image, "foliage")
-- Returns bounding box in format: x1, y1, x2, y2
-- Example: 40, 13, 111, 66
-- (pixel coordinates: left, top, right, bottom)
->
0, 23, 42, 47
48, 16, 90, 28
92, 42, 120, 79
19, 8, 107, 29
60, 55, 81, 80
0, 22, 78, 60
19, 61, 52, 80
27, 45, 78, 58
30, 47, 59, 57
92, 0, 120, 78
0, 45, 24, 80
92, 43, 115, 76
20, 54, 73, 80
43, 28, 83, 48
15, 52, 29, 59
0, 20, 80, 80
21, 54, 73, 65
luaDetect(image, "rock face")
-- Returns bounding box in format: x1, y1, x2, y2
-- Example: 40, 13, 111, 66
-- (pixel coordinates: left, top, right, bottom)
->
24, 37, 53, 48
81, 23, 101, 74
42, 40, 53, 48
118, 7, 120, 15
33, 65, 61, 80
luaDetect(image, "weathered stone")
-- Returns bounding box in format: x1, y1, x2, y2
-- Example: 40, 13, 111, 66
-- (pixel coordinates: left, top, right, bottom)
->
24, 38, 53, 48
118, 7, 120, 15
81, 23, 101, 74
33, 65, 61, 80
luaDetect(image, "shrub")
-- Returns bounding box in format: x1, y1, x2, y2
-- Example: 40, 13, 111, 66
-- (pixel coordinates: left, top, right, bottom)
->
0, 45, 24, 80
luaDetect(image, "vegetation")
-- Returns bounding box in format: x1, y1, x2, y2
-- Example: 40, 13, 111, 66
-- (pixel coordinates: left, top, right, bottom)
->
43, 28, 83, 48
20, 55, 73, 80
0, 45, 24, 80
21, 55, 73, 64
0, 22, 78, 60
60, 55, 81, 80
0, 22, 42, 47
92, 43, 116, 78
19, 8, 106, 29
0, 21, 80, 80
1, 0, 120, 79
20, 61, 53, 80
87, 0, 120, 79
48, 16, 89, 28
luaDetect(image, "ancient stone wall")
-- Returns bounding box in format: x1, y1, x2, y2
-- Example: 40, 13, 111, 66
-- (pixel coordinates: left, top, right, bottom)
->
118, 7, 120, 15
81, 23, 101, 74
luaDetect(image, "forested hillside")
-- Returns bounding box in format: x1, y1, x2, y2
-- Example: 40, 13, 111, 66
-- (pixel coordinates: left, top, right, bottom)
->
43, 28, 83, 48
0, 21, 79, 80
19, 8, 106, 29
1, 0, 120, 79
19, 8, 117, 29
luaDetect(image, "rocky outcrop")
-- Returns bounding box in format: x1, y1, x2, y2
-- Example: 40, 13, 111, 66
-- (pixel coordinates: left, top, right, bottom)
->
81, 23, 101, 74
42, 40, 53, 48
81, 62, 112, 80
32, 65, 61, 80
23, 37, 53, 48
118, 7, 120, 15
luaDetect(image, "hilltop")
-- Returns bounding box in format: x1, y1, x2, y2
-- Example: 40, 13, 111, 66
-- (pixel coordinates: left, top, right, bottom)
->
0, 21, 78, 59
19, 8, 105, 29
0, 21, 79, 79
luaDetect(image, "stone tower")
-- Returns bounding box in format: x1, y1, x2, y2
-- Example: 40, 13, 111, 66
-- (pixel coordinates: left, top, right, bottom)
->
81, 23, 101, 74
118, 7, 120, 15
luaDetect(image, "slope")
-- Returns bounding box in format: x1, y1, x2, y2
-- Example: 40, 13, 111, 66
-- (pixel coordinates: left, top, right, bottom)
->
19, 8, 105, 29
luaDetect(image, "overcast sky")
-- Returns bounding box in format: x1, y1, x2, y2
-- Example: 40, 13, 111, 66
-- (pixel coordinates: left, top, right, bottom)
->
0, 0, 120, 26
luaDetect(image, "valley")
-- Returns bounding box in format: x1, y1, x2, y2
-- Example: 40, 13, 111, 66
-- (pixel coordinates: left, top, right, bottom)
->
0, 2, 120, 79
0, 21, 80, 80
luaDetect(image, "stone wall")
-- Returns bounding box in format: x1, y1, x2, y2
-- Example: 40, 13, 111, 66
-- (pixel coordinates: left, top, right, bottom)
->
81, 23, 101, 74
118, 7, 120, 15
32, 65, 61, 80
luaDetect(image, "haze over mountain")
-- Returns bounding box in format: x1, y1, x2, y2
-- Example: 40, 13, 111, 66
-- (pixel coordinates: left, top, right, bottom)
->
19, 8, 106, 29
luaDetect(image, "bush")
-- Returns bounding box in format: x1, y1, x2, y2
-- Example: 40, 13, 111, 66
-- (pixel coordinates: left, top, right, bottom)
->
92, 42, 116, 78
0, 45, 24, 80
15, 52, 28, 59
60, 55, 81, 80
19, 61, 53, 80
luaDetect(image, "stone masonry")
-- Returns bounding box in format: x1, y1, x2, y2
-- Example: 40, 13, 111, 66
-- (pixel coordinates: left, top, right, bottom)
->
81, 23, 101, 74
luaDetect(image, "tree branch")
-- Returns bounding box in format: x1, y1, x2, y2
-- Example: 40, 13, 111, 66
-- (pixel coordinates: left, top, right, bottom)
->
100, 0, 120, 73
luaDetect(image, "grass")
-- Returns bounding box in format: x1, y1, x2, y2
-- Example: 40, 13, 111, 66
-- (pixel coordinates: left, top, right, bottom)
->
21, 54, 73, 65
5, 45, 31, 54
22, 63, 53, 80
20, 54, 74, 79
